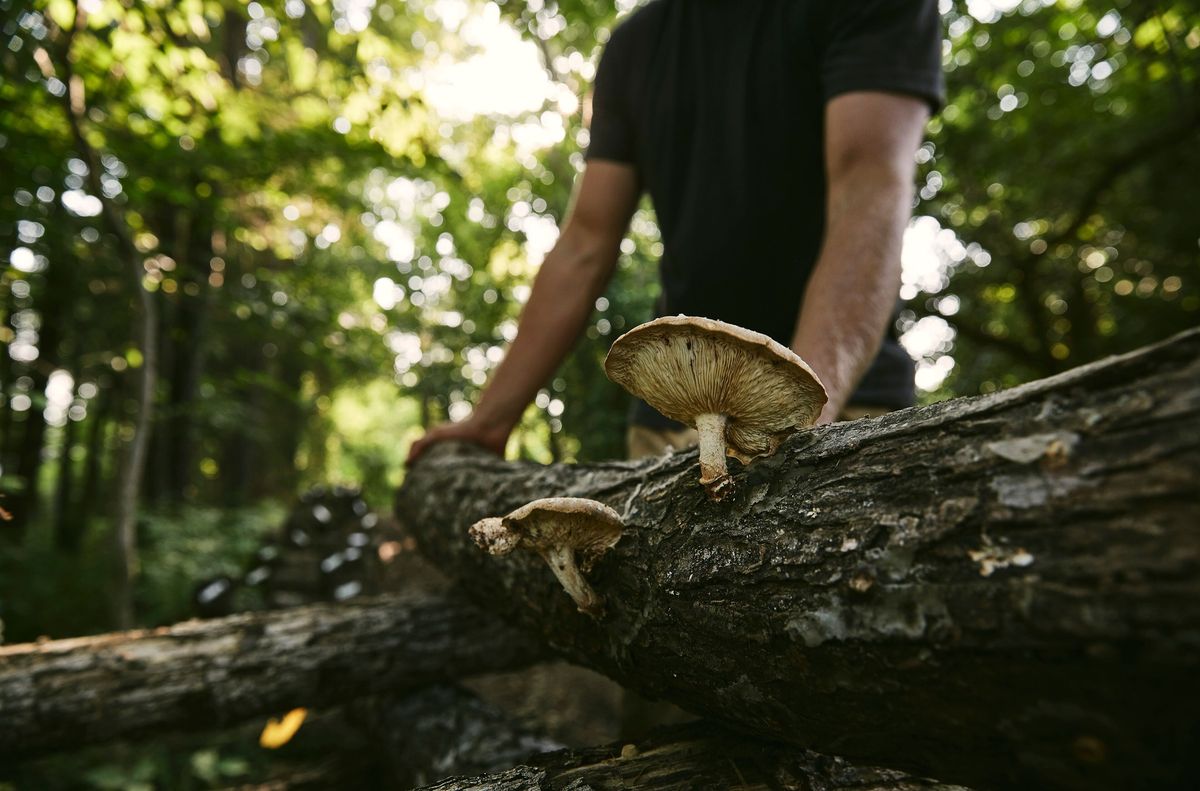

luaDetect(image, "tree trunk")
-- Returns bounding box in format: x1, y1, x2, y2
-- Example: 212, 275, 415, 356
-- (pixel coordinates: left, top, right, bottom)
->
413, 721, 970, 791
168, 251, 212, 504
0, 593, 544, 759
63, 374, 117, 552
162, 202, 216, 505
144, 285, 171, 507
108, 240, 158, 629
50, 379, 79, 546
0, 287, 15, 475
56, 7, 158, 627
395, 328, 1200, 791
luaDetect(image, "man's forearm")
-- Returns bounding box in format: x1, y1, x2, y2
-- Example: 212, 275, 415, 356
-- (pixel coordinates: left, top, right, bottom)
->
790, 161, 914, 422
471, 231, 618, 433
404, 161, 638, 464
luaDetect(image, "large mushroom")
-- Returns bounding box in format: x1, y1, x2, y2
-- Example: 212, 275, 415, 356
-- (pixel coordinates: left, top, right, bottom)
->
469, 497, 623, 617
604, 315, 827, 501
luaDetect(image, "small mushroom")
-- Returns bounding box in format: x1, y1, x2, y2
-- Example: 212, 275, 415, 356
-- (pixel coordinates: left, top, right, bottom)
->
604, 316, 827, 501
469, 497, 623, 617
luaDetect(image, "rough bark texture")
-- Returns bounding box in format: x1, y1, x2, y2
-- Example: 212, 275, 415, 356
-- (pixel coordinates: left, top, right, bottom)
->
0, 593, 542, 759
353, 684, 564, 787
414, 722, 971, 791
396, 329, 1200, 791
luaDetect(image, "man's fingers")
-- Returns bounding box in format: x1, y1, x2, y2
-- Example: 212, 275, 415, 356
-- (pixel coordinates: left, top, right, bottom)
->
406, 423, 507, 467
406, 434, 433, 466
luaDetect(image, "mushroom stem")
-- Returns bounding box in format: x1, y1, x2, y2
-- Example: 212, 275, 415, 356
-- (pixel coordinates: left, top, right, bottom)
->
540, 545, 604, 617
695, 412, 733, 501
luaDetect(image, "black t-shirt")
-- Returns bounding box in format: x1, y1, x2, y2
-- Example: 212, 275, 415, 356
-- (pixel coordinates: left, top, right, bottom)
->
586, 0, 944, 428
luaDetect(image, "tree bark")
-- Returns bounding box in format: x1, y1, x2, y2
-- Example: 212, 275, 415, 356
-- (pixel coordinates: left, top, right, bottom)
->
0, 287, 14, 464
168, 222, 213, 504
351, 684, 564, 788
59, 377, 110, 551
395, 328, 1200, 791
65, 373, 117, 552
50, 376, 80, 544
0, 593, 543, 759
413, 721, 970, 791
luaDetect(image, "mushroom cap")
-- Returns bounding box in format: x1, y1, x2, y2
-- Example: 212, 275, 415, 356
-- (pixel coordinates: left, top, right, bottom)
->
500, 497, 623, 569
469, 516, 522, 555
604, 316, 827, 463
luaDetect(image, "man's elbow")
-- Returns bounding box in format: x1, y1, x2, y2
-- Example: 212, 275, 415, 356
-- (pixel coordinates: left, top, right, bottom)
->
825, 92, 928, 187
552, 221, 620, 282
828, 147, 917, 199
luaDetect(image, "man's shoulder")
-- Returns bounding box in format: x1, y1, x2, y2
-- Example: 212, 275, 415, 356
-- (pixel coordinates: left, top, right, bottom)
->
607, 1, 810, 57
605, 0, 669, 52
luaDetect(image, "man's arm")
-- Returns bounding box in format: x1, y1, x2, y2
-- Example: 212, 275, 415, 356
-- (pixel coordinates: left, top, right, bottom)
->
790, 92, 929, 424
407, 161, 640, 463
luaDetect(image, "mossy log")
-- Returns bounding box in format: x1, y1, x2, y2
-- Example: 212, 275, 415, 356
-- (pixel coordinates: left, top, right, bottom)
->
396, 329, 1200, 790
0, 593, 543, 759
413, 721, 971, 791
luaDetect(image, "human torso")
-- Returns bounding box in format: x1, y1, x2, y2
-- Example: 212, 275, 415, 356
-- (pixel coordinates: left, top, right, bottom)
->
605, 0, 919, 426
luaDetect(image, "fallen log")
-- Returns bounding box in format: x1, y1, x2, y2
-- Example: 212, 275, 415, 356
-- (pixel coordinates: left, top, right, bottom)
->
0, 592, 543, 759
396, 328, 1200, 790
352, 683, 564, 786
413, 721, 971, 791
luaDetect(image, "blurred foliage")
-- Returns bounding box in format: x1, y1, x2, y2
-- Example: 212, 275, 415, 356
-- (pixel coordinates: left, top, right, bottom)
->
0, 501, 281, 640
908, 0, 1199, 396
135, 500, 284, 623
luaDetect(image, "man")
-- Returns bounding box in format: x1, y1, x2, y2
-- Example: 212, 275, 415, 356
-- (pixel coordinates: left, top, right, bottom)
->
407, 0, 943, 740
409, 0, 943, 470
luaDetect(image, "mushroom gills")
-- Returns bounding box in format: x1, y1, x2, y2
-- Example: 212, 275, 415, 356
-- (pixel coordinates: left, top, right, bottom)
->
602, 316, 828, 503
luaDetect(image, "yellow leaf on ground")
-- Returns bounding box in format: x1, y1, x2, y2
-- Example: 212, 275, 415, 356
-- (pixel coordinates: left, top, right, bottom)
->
259, 708, 307, 749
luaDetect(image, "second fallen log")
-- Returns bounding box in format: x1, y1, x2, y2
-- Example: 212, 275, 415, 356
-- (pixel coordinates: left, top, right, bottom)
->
0, 593, 542, 759
414, 721, 971, 791
397, 329, 1200, 791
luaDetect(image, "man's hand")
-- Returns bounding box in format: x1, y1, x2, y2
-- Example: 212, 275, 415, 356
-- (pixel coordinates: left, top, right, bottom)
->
406, 414, 509, 465
791, 91, 930, 423
405, 160, 640, 466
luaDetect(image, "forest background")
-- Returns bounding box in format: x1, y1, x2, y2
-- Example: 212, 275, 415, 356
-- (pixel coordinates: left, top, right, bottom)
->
1, 0, 1197, 652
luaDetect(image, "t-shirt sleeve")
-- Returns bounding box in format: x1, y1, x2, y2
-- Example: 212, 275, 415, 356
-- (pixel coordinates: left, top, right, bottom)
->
585, 27, 637, 163
821, 0, 945, 113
